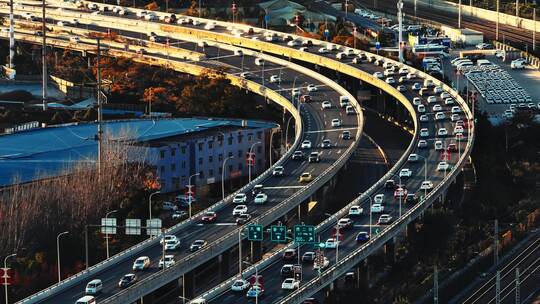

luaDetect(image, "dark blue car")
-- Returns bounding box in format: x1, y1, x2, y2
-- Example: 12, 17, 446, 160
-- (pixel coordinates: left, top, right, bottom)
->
355, 232, 370, 243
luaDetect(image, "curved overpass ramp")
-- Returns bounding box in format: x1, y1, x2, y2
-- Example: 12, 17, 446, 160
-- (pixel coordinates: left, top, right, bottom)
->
1, 3, 474, 303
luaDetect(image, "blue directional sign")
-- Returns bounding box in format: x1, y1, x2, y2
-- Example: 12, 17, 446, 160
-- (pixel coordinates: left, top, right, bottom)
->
375, 41, 381, 50
293, 225, 316, 244
247, 224, 263, 241
270, 225, 287, 243
324, 29, 330, 38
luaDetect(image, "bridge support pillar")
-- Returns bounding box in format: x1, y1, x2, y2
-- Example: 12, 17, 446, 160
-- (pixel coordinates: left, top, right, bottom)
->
141, 292, 155, 304
179, 271, 195, 300
250, 240, 263, 262
384, 239, 395, 265
219, 250, 231, 281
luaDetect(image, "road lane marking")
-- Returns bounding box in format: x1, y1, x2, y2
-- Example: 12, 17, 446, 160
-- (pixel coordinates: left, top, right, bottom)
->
306, 127, 358, 134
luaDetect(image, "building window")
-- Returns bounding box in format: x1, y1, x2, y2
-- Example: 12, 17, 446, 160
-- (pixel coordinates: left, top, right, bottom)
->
219, 167, 223, 175
209, 156, 213, 163
160, 150, 165, 159
238, 134, 243, 143
171, 163, 176, 171
171, 148, 176, 157
257, 131, 262, 140
228, 137, 233, 145
238, 150, 243, 158
160, 165, 165, 173
238, 163, 243, 171
257, 146, 262, 154
199, 171, 204, 178
181, 146, 186, 154
208, 141, 213, 149
228, 165, 233, 172
198, 157, 203, 165
228, 151, 233, 158
209, 169, 214, 176
218, 154, 223, 162
198, 142, 203, 151
248, 134, 253, 142
258, 159, 262, 167
181, 161, 186, 169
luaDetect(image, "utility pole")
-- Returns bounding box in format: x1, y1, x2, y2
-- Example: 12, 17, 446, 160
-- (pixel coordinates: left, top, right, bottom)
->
494, 219, 499, 266
496, 0, 500, 40
534, 6, 537, 51
433, 265, 439, 304
398, 0, 404, 63
458, 0, 462, 28
496, 270, 501, 304
9, 0, 14, 70
42, 0, 47, 110
515, 268, 520, 304
96, 38, 103, 174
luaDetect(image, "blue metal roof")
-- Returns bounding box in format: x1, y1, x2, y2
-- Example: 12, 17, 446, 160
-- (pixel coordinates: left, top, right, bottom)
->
0, 118, 276, 187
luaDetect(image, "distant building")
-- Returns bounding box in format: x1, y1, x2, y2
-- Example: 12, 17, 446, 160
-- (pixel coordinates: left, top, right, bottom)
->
0, 118, 277, 192
259, 0, 336, 27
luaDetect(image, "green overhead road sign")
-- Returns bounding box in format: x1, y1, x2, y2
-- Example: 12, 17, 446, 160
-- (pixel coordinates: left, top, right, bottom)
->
247, 224, 263, 241
293, 225, 316, 244
270, 225, 287, 243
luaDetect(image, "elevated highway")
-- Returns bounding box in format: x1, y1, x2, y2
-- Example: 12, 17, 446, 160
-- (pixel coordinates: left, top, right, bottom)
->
1, 2, 474, 303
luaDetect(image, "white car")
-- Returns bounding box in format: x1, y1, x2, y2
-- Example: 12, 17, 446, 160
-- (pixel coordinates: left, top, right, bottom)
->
419, 114, 429, 122
378, 214, 393, 224
397, 85, 407, 92
451, 106, 462, 114
438, 128, 448, 136
231, 279, 250, 291
158, 255, 175, 268
437, 161, 450, 171
233, 193, 247, 204
435, 112, 445, 121
321, 101, 332, 109
273, 166, 284, 176
445, 98, 455, 105
160, 235, 178, 245
373, 72, 384, 79
325, 238, 339, 249
476, 43, 492, 50
451, 114, 461, 122
417, 104, 426, 113
371, 203, 384, 213
454, 125, 464, 134
398, 76, 407, 83
408, 153, 418, 162
433, 86, 443, 94
281, 278, 300, 290
313, 257, 330, 270
232, 205, 248, 216
269, 75, 280, 83
427, 96, 437, 104
301, 140, 312, 149
385, 77, 396, 84
420, 180, 434, 191
434, 140, 443, 151
132, 256, 150, 270
440, 92, 450, 99
204, 22, 216, 30
331, 119, 341, 127
399, 168, 412, 178
164, 239, 181, 250
412, 97, 422, 105
254, 193, 268, 204
318, 47, 328, 53
420, 128, 429, 137
407, 72, 417, 79
349, 206, 363, 216
418, 139, 428, 148
307, 84, 317, 92
433, 104, 442, 112
287, 39, 300, 47
374, 194, 385, 204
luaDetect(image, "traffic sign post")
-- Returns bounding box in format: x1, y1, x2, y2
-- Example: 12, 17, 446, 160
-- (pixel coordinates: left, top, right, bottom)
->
293, 225, 316, 244
247, 224, 263, 241
270, 225, 287, 243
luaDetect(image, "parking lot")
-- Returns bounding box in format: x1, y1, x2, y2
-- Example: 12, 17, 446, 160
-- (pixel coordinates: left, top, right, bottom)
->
443, 49, 540, 120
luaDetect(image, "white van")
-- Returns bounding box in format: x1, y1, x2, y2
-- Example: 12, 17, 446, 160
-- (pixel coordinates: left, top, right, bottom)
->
76, 296, 96, 304
162, 201, 178, 211
189, 298, 207, 304
339, 96, 349, 108
85, 279, 102, 295
255, 58, 264, 66
510, 59, 526, 69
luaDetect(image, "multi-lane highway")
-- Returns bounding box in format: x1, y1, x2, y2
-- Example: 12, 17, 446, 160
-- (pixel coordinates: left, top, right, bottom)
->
0, 2, 473, 303
0, 6, 364, 303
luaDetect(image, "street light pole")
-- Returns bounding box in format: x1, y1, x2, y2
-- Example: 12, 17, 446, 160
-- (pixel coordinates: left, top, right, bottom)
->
243, 261, 259, 304
284, 116, 293, 151
222, 156, 234, 201
105, 210, 117, 259
248, 142, 261, 183
148, 191, 160, 220
368, 196, 373, 237
188, 173, 200, 218
57, 231, 69, 283
4, 253, 16, 304
397, 0, 404, 63
238, 228, 243, 276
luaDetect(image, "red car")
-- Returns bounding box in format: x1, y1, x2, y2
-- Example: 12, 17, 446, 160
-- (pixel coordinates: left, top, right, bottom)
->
201, 211, 217, 223
447, 143, 458, 152
394, 187, 408, 199
330, 227, 344, 241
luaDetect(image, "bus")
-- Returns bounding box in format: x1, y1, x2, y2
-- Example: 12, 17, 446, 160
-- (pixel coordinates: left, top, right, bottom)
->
412, 43, 449, 56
